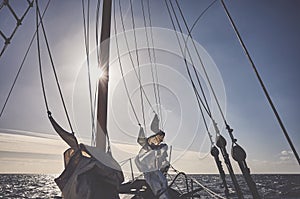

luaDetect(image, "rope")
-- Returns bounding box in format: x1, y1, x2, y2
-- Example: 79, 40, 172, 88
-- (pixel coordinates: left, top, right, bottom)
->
81, 0, 97, 145
117, 0, 156, 115
220, 0, 300, 166
35, 0, 49, 112
146, 0, 164, 129
95, 0, 102, 63
166, 2, 234, 197
113, 0, 141, 125
164, 0, 212, 119
141, 0, 163, 128
129, 0, 147, 131
174, 0, 216, 120
189, 0, 218, 35
0, 0, 50, 118
37, 4, 74, 134
0, 0, 34, 58
140, 0, 157, 109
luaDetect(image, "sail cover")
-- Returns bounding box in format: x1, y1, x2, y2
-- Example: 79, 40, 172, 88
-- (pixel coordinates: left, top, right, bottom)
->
49, 115, 124, 199
55, 144, 124, 199
48, 115, 78, 149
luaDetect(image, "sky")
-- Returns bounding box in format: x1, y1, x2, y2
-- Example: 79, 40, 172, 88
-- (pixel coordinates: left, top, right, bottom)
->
0, 0, 299, 175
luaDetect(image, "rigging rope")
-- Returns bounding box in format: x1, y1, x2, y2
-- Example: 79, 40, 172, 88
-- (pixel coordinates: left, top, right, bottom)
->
35, 0, 49, 112
166, 1, 238, 198
146, 0, 164, 129
95, 0, 102, 63
113, 0, 141, 125
36, 0, 74, 134
220, 0, 300, 166
118, 0, 156, 116
129, 0, 147, 132
0, 0, 50, 118
174, 0, 216, 120
0, 0, 34, 58
167, 1, 231, 197
141, 0, 164, 129
164, 0, 212, 120
81, 0, 97, 145
189, 0, 218, 34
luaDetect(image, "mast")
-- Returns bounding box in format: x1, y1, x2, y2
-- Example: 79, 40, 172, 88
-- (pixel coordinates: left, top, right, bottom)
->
96, 0, 112, 151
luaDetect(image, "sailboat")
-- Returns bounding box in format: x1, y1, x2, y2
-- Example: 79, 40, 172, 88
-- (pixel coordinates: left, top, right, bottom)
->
0, 0, 299, 199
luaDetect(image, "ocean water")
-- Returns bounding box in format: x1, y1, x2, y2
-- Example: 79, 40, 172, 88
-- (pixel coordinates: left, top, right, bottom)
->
0, 174, 299, 198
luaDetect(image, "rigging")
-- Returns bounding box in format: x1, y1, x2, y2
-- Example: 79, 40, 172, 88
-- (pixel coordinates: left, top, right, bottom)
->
129, 0, 146, 131
113, 0, 141, 126
165, 0, 235, 197
0, 0, 50, 118
0, 0, 34, 58
220, 0, 300, 166
35, 0, 74, 134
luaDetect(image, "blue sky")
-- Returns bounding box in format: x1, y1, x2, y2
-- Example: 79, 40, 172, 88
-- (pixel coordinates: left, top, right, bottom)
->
0, 0, 299, 174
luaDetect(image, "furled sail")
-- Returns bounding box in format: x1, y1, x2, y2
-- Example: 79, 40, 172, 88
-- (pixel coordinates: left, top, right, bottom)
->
48, 115, 78, 149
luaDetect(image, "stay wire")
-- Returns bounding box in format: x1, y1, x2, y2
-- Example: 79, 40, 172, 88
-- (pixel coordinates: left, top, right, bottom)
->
141, 0, 157, 108
175, 0, 217, 120
0, 0, 34, 58
141, 0, 159, 120
220, 0, 300, 165
0, 0, 50, 118
113, 0, 141, 125
189, 0, 218, 34
37, 4, 74, 133
118, 0, 156, 114
167, 0, 212, 118
165, 0, 216, 146
145, 0, 164, 129
95, 0, 102, 64
94, 0, 102, 147
147, 0, 163, 130
129, 0, 146, 131
169, 0, 214, 119
164, 0, 212, 118
35, 0, 49, 113
82, 0, 97, 143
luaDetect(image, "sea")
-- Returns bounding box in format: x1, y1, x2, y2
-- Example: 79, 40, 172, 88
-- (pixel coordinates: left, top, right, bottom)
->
0, 174, 299, 198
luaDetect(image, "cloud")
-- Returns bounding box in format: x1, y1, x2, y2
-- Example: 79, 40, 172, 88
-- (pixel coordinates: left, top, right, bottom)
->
279, 150, 294, 161
280, 150, 293, 156
0, 130, 67, 174
1, 130, 299, 174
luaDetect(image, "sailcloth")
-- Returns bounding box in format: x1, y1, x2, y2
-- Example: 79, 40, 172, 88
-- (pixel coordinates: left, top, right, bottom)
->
48, 115, 78, 149
49, 115, 124, 199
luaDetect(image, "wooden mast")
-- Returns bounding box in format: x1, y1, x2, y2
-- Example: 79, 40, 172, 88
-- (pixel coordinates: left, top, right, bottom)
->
96, 0, 112, 151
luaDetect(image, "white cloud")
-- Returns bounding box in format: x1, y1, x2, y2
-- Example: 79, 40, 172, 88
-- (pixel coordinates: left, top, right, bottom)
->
279, 150, 294, 163
1, 131, 299, 174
